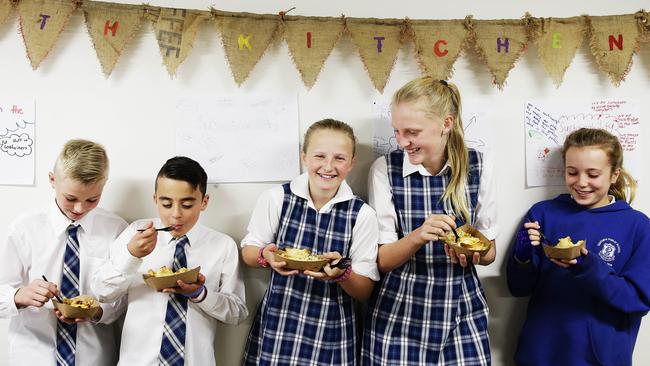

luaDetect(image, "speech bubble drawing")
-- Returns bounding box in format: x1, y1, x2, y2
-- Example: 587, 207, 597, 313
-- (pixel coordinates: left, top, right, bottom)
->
1, 133, 33, 157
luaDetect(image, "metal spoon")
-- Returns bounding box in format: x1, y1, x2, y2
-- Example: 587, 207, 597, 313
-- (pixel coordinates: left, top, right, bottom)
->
137, 226, 174, 232
330, 257, 352, 270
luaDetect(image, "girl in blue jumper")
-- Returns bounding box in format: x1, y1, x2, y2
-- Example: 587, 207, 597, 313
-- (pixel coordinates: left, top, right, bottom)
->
240, 119, 379, 366
507, 128, 650, 366
362, 77, 498, 365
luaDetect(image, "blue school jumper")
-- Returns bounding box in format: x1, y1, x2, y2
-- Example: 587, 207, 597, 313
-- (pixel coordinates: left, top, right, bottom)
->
507, 194, 650, 366
243, 183, 365, 366
362, 149, 490, 366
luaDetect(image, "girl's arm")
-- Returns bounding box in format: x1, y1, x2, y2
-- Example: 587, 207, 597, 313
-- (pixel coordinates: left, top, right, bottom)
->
506, 218, 543, 297
377, 214, 458, 273
568, 225, 650, 314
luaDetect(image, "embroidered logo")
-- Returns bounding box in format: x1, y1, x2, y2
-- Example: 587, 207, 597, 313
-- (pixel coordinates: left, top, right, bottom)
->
596, 238, 620, 264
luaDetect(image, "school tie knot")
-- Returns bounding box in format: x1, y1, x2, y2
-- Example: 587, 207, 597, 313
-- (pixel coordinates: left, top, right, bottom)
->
173, 236, 189, 271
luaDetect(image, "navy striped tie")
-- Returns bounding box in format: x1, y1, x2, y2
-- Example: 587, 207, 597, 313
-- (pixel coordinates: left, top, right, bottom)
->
158, 236, 189, 366
55, 224, 80, 366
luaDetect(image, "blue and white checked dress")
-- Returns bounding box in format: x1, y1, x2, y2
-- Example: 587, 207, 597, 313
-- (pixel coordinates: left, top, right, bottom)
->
362, 149, 490, 366
243, 183, 365, 366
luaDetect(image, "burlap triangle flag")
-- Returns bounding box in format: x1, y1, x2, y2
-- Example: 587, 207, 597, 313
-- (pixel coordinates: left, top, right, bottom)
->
346, 19, 404, 93
283, 16, 344, 89
588, 14, 640, 86
82, 1, 144, 77
409, 19, 468, 80
1, 0, 14, 27
215, 13, 279, 85
17, 0, 77, 69
471, 19, 529, 89
149, 7, 207, 77
536, 17, 586, 87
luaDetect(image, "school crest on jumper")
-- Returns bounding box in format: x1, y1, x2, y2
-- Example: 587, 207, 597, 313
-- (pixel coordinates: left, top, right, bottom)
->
596, 237, 620, 265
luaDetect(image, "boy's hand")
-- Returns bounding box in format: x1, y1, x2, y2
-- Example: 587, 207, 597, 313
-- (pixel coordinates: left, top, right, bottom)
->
14, 279, 58, 308
128, 221, 158, 258
54, 307, 103, 324
161, 273, 206, 297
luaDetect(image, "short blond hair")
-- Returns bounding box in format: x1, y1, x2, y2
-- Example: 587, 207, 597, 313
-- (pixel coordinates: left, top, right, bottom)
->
54, 139, 109, 184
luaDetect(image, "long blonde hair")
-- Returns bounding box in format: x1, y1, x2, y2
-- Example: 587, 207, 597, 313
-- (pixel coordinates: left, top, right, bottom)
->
54, 139, 109, 184
392, 76, 471, 222
562, 128, 636, 203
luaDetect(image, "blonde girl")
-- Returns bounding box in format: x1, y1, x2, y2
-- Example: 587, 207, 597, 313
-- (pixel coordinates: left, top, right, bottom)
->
508, 128, 650, 365
362, 77, 497, 365
241, 119, 379, 365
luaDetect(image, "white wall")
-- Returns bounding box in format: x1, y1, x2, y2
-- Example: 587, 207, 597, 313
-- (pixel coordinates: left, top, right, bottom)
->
1, 1, 649, 365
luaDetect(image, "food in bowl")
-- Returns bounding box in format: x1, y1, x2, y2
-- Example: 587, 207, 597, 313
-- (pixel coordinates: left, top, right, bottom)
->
147, 266, 189, 277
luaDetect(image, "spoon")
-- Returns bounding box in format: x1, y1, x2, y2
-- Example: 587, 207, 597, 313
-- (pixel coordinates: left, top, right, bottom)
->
444, 211, 460, 241
137, 226, 174, 232
330, 257, 352, 270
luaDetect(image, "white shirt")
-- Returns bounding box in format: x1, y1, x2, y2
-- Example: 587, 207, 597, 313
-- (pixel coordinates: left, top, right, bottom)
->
0, 199, 127, 366
242, 173, 380, 281
92, 219, 248, 366
368, 151, 499, 244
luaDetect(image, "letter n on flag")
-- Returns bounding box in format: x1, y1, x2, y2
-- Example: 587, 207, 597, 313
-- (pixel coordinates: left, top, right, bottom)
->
588, 14, 640, 86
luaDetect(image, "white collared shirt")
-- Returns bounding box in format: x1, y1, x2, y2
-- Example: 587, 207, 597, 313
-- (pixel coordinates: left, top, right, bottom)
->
368, 151, 499, 244
242, 173, 380, 281
0, 199, 127, 366
92, 219, 248, 366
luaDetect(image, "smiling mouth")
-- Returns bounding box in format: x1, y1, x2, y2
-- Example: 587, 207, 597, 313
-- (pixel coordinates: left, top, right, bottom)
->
405, 147, 420, 154
574, 189, 592, 196
318, 173, 337, 180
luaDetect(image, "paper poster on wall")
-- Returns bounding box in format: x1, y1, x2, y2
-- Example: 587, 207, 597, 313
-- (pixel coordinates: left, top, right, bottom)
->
525, 99, 641, 187
0, 98, 35, 186
372, 99, 492, 157
175, 95, 300, 183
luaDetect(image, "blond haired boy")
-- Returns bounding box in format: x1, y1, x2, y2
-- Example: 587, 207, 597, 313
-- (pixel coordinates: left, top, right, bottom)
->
0, 139, 127, 366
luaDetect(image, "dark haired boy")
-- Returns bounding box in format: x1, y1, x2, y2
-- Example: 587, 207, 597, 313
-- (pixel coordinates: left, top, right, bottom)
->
92, 156, 248, 365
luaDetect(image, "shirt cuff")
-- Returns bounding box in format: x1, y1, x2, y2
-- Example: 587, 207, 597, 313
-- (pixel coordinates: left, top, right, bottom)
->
113, 242, 143, 275
351, 262, 380, 281
0, 287, 21, 317
378, 231, 398, 245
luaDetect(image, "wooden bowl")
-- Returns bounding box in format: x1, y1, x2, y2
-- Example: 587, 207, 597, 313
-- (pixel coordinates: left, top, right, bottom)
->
543, 240, 585, 260
443, 224, 492, 257
53, 295, 101, 319
274, 250, 329, 272
143, 266, 201, 291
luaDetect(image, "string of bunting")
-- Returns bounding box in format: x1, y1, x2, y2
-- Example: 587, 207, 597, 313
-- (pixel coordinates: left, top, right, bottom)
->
1, 0, 649, 91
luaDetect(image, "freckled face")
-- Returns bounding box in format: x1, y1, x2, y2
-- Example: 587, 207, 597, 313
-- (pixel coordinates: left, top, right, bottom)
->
49, 172, 104, 221
565, 146, 619, 209
154, 177, 208, 238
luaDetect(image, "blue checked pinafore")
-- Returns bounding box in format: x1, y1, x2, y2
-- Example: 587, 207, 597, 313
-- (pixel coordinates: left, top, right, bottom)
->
362, 149, 491, 366
243, 183, 365, 366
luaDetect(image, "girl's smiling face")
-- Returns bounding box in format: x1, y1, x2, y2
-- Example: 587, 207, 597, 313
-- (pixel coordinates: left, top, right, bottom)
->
391, 98, 451, 171
301, 129, 355, 199
564, 146, 620, 209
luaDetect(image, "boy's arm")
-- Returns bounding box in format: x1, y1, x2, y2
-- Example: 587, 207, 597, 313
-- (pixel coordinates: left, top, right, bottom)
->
91, 225, 145, 303
0, 224, 29, 318
192, 238, 248, 324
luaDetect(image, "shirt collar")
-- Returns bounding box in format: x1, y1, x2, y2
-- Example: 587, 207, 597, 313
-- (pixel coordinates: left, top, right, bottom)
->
401, 150, 451, 177
49, 198, 95, 237
289, 173, 355, 213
